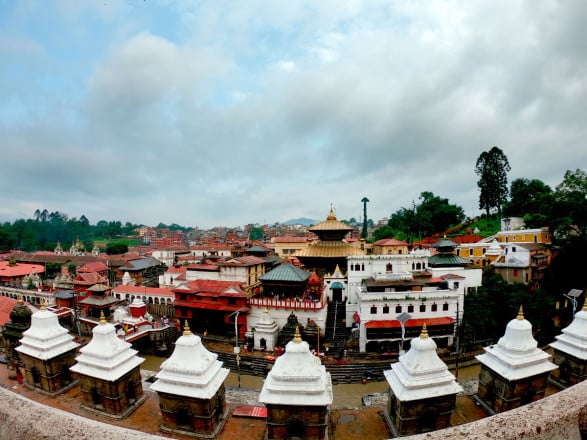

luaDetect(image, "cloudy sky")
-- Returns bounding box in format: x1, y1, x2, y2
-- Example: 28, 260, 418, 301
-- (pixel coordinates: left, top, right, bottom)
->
1, 1, 586, 229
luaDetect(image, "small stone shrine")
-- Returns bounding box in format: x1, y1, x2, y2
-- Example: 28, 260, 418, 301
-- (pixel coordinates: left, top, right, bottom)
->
2, 295, 32, 379
384, 324, 462, 437
253, 308, 279, 351
549, 301, 587, 388
476, 306, 557, 413
259, 327, 332, 440
70, 311, 145, 419
150, 322, 229, 438
15, 300, 80, 395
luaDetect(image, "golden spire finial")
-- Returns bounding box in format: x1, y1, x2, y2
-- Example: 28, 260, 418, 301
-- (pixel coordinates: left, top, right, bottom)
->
99, 311, 107, 325
183, 320, 192, 336
263, 307, 269, 314
40, 299, 46, 311
293, 326, 302, 343
517, 305, 524, 320
583, 301, 587, 312
17, 294, 24, 304
327, 204, 337, 220
420, 323, 429, 339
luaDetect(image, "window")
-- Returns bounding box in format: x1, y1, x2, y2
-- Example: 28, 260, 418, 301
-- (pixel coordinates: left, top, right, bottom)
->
431, 303, 438, 312
395, 305, 402, 313
386, 263, 393, 272
469, 248, 474, 256
383, 305, 390, 314
419, 304, 426, 312
443, 302, 449, 311
370, 305, 377, 314
408, 304, 414, 313
454, 282, 459, 289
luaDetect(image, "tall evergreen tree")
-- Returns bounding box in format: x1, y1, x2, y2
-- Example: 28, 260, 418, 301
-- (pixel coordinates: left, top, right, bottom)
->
475, 146, 511, 217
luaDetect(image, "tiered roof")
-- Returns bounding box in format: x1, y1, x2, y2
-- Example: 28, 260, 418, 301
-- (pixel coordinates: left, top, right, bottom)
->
476, 307, 557, 381
259, 328, 332, 406
550, 302, 587, 360
70, 313, 144, 381
150, 323, 229, 399
384, 325, 462, 401
16, 301, 80, 360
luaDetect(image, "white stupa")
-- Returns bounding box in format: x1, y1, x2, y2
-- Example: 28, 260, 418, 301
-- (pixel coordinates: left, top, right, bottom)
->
150, 322, 229, 399
253, 308, 279, 351
70, 312, 144, 381
550, 302, 587, 360
16, 301, 79, 360
385, 324, 462, 401
259, 327, 332, 406
476, 306, 557, 381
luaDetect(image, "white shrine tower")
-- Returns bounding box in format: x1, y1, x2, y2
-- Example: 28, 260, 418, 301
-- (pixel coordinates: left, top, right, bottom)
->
384, 324, 462, 436
70, 312, 146, 418
549, 301, 587, 387
151, 322, 229, 438
476, 306, 557, 413
16, 301, 80, 395
259, 327, 333, 440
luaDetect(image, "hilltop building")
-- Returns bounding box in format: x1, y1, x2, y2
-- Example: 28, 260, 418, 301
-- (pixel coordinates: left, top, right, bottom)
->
475, 307, 557, 414
384, 324, 462, 437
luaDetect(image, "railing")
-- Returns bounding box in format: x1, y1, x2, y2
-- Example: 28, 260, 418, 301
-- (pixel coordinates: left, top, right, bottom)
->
248, 296, 327, 311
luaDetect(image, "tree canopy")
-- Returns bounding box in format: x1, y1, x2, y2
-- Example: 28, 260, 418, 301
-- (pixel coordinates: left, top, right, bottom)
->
375, 192, 465, 243
475, 146, 511, 216
503, 178, 553, 228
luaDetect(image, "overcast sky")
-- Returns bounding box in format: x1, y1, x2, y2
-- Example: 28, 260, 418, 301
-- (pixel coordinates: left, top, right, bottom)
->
1, 1, 586, 229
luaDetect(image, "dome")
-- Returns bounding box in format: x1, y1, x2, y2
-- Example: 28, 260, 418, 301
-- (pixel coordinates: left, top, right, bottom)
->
497, 306, 537, 352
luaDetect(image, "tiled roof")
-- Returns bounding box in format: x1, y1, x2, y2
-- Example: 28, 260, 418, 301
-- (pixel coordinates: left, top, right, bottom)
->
74, 272, 106, 285
297, 241, 364, 257
260, 263, 311, 283
374, 239, 408, 246
77, 262, 109, 273
175, 279, 244, 293
273, 236, 309, 243
119, 256, 162, 271
0, 296, 18, 326
222, 256, 266, 266
186, 264, 219, 271
0, 261, 45, 277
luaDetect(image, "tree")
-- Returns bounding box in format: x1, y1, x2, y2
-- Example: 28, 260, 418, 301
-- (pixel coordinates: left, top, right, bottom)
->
553, 169, 587, 241
249, 226, 264, 241
416, 192, 465, 236
503, 178, 553, 227
106, 240, 129, 255
361, 197, 369, 239
371, 225, 395, 242
475, 146, 511, 217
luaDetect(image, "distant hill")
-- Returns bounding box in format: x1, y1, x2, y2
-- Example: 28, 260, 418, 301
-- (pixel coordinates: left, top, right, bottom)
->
281, 217, 317, 226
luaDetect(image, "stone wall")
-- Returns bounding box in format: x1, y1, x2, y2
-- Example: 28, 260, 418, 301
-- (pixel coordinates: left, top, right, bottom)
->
402, 379, 587, 440
0, 386, 166, 440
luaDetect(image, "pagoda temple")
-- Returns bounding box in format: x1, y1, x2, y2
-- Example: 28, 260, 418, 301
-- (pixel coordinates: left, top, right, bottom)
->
475, 306, 557, 414
549, 301, 587, 388
384, 324, 462, 436
70, 312, 146, 419
151, 322, 229, 438
15, 300, 80, 395
296, 207, 364, 275
259, 327, 333, 440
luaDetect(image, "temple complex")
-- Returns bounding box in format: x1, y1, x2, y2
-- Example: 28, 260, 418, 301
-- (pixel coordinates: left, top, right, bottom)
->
151, 322, 229, 438
549, 301, 587, 388
297, 208, 364, 275
475, 306, 557, 413
70, 312, 146, 419
15, 300, 79, 395
384, 324, 462, 437
259, 327, 333, 440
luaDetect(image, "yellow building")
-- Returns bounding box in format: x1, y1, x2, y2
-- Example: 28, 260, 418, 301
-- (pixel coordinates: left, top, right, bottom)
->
271, 236, 310, 258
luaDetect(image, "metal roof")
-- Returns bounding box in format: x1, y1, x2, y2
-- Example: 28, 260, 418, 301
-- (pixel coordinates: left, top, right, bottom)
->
260, 262, 311, 283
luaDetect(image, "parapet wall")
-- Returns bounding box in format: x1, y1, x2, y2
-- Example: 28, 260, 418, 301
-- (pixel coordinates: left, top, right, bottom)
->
402, 379, 587, 440
2, 377, 587, 439
0, 386, 166, 440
